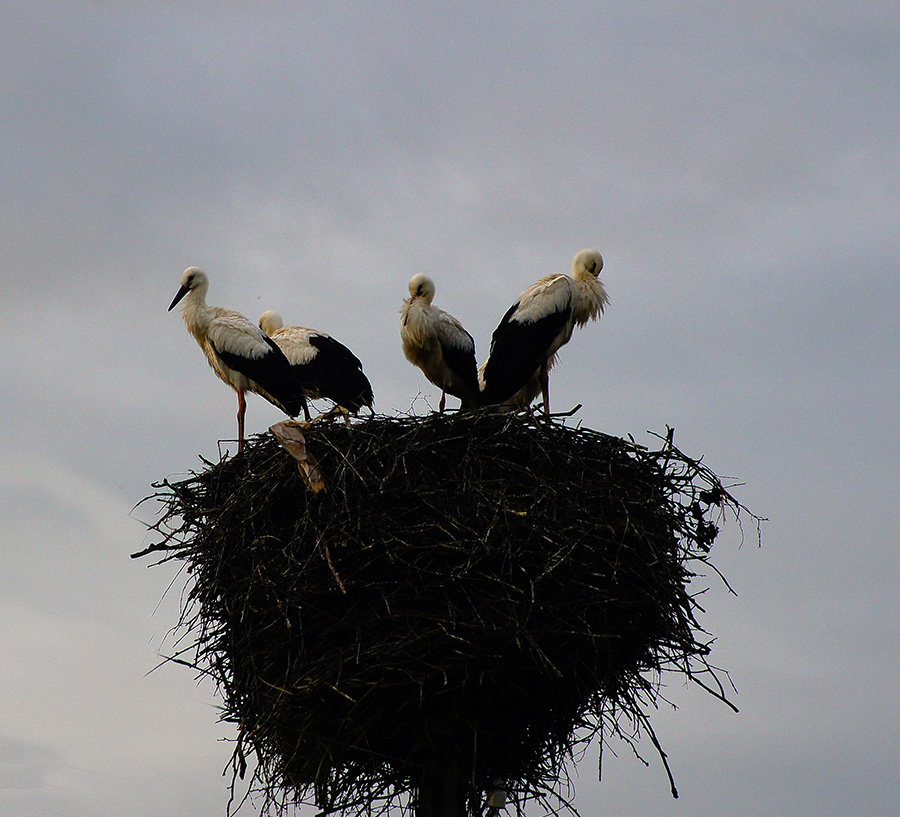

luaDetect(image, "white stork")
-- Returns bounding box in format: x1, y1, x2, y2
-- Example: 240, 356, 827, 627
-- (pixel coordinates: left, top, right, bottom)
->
168, 267, 308, 451
479, 249, 608, 413
400, 273, 480, 411
258, 310, 374, 420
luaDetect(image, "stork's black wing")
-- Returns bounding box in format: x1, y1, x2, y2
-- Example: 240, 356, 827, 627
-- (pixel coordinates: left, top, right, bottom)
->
439, 337, 480, 408
296, 334, 374, 412
215, 332, 309, 418
480, 301, 571, 406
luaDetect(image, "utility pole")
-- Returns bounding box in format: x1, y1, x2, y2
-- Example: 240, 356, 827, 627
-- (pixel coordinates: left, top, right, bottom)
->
416, 747, 467, 817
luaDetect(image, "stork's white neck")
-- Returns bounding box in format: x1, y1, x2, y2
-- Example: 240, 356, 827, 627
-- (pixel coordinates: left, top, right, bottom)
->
571, 274, 608, 325
180, 288, 215, 344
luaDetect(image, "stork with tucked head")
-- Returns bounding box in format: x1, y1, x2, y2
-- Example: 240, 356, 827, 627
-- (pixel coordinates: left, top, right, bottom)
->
479, 249, 608, 413
168, 267, 308, 451
258, 310, 374, 420
400, 273, 480, 411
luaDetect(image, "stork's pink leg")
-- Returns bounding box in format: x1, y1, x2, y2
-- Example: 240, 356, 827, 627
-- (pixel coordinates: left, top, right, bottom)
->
237, 389, 247, 452
539, 363, 551, 414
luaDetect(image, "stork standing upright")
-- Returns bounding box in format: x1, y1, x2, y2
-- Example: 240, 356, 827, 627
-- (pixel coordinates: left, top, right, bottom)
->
168, 267, 308, 451
479, 249, 608, 413
258, 310, 374, 420
400, 273, 480, 411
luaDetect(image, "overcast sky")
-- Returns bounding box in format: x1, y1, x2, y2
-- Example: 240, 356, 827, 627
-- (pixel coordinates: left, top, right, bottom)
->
2, 2, 899, 815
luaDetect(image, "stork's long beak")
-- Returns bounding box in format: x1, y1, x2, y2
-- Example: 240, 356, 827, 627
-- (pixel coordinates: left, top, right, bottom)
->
168, 284, 189, 311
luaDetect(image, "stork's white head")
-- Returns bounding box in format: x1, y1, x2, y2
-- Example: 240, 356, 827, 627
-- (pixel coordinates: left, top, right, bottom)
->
168, 266, 209, 311
571, 249, 603, 279
407, 273, 436, 305
258, 310, 284, 335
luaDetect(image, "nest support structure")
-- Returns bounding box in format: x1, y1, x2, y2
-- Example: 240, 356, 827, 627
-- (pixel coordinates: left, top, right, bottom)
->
136, 411, 758, 817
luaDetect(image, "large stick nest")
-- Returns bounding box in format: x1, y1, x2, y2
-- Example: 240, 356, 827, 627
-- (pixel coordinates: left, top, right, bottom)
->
136, 411, 757, 816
